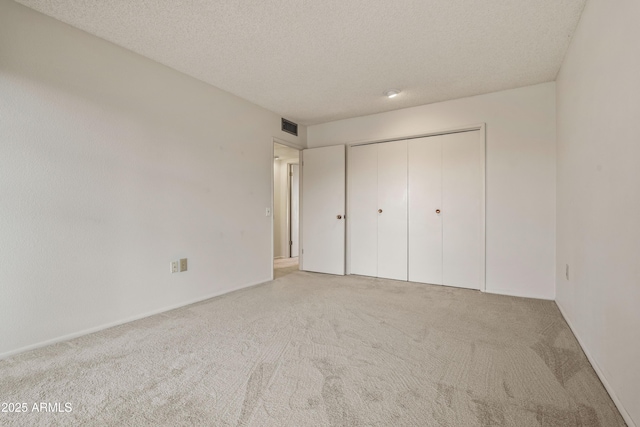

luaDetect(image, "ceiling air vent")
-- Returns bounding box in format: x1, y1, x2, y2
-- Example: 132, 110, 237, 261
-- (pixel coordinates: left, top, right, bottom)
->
281, 118, 298, 136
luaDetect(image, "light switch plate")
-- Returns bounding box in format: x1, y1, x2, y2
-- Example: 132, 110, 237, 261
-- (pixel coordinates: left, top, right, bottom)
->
170, 261, 179, 273
179, 258, 188, 272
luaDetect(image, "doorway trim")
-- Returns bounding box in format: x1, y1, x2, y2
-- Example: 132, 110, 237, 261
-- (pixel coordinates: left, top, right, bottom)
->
345, 123, 486, 292
288, 163, 300, 258
271, 137, 303, 280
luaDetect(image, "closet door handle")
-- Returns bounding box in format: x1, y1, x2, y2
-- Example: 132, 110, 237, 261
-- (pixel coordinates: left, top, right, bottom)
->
337, 215, 342, 219
435, 209, 441, 214
378, 209, 383, 213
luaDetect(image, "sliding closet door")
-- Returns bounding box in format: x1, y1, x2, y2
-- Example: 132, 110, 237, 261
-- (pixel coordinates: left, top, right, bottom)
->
408, 137, 443, 285
377, 140, 408, 281
349, 144, 378, 277
442, 131, 483, 290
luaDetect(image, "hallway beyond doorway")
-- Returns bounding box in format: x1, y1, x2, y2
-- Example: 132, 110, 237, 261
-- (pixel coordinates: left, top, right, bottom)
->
274, 257, 299, 279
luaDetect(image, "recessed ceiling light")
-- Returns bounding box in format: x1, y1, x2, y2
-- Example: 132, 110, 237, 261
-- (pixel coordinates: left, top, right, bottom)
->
384, 89, 401, 98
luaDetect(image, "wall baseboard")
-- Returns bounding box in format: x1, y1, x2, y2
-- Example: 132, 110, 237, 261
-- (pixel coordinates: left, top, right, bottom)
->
556, 301, 636, 427
484, 288, 555, 301
0, 278, 271, 361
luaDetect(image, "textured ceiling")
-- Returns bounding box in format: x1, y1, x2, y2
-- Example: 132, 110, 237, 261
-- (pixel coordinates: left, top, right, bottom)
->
16, 0, 586, 125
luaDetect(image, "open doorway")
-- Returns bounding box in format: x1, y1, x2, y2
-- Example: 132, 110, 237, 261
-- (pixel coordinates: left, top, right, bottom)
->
273, 142, 300, 279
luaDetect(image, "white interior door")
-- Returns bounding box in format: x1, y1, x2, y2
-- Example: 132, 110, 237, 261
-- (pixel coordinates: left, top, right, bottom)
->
290, 164, 299, 257
377, 140, 408, 281
301, 145, 346, 275
442, 131, 483, 289
349, 144, 378, 277
408, 137, 443, 285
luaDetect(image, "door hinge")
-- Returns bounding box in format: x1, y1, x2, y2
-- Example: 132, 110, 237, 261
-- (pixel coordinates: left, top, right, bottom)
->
290, 241, 293, 245
302, 249, 304, 254
290, 171, 293, 176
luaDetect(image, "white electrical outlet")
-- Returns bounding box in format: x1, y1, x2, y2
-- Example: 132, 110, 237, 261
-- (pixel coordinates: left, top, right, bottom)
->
179, 258, 188, 272
170, 261, 179, 273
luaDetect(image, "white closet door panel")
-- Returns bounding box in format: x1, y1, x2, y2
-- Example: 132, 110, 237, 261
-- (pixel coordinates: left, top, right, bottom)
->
442, 131, 483, 289
349, 144, 378, 277
377, 140, 408, 281
408, 137, 443, 285
301, 145, 345, 275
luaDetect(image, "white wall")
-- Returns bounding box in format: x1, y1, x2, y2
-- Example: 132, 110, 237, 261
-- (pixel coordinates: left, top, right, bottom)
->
555, 0, 640, 424
308, 83, 556, 300
0, 0, 306, 358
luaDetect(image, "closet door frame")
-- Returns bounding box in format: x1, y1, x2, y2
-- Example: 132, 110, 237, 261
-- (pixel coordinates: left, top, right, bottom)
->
346, 123, 486, 292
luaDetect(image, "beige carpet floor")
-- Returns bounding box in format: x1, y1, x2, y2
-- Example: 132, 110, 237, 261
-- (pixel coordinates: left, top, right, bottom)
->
0, 271, 625, 426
